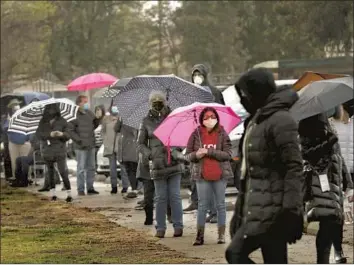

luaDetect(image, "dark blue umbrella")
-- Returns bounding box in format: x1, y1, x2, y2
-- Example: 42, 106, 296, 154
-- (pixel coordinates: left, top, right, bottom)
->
112, 74, 214, 129
23, 92, 50, 103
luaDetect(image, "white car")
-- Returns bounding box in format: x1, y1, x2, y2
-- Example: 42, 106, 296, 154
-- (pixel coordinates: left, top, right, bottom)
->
96, 144, 121, 176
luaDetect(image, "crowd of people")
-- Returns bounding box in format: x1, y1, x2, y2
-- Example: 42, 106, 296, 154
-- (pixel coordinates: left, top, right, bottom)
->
1, 65, 353, 264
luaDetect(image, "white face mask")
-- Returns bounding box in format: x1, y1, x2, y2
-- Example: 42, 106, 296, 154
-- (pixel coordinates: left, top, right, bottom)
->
12, 105, 20, 111
203, 118, 218, 129
193, 75, 204, 85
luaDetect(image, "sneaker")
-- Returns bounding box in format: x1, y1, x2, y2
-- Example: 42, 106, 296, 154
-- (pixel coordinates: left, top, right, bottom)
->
87, 189, 99, 195
207, 214, 217, 224
78, 191, 86, 196
121, 187, 128, 194
111, 187, 118, 194
65, 196, 73, 203
61, 187, 67, 191
183, 202, 198, 212
51, 196, 57, 201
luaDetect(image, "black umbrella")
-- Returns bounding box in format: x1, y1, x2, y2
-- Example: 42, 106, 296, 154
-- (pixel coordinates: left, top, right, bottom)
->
112, 74, 214, 129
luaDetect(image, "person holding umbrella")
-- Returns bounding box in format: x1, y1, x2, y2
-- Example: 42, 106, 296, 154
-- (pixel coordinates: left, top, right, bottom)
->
182, 107, 233, 245
36, 103, 72, 202
299, 111, 353, 264
137, 90, 184, 238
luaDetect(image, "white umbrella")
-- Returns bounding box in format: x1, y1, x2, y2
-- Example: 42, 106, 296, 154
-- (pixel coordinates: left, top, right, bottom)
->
8, 98, 79, 135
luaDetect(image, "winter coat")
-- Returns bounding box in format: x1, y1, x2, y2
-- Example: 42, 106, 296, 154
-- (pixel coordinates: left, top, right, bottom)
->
114, 117, 138, 163
137, 107, 184, 180
36, 117, 70, 161
68, 110, 101, 150
332, 119, 353, 173
192, 64, 225, 105
185, 126, 233, 181
230, 86, 304, 237
101, 115, 119, 157
301, 127, 346, 223
27, 134, 40, 158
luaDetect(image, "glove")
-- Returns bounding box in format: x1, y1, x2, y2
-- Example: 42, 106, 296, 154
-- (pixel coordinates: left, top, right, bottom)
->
279, 209, 304, 244
229, 198, 242, 238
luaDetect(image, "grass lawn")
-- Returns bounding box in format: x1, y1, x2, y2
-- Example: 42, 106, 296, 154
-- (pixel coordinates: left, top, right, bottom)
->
0, 188, 202, 264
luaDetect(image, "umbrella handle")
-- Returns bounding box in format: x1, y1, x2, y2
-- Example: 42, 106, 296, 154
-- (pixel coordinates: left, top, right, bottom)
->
193, 110, 202, 146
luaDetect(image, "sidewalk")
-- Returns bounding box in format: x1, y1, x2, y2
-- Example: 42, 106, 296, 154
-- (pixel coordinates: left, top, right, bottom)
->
26, 176, 354, 264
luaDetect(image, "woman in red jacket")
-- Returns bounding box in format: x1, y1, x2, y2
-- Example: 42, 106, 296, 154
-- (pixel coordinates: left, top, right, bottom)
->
184, 107, 233, 245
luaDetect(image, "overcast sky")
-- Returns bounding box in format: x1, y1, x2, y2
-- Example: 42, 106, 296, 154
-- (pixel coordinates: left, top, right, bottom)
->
143, 1, 181, 10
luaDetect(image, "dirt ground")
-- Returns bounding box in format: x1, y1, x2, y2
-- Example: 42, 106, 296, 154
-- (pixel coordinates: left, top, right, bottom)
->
0, 188, 201, 264
24, 178, 353, 264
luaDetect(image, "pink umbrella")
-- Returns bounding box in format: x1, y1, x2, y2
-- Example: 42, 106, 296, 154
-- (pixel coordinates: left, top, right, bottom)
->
67, 73, 118, 91
154, 102, 241, 147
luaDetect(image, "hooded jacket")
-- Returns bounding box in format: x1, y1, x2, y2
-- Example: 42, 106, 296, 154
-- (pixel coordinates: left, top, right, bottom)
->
230, 81, 304, 238
137, 90, 184, 179
192, 64, 225, 105
300, 115, 350, 223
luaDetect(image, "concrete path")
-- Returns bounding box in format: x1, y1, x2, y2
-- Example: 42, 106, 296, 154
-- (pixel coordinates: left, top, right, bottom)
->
25, 176, 354, 264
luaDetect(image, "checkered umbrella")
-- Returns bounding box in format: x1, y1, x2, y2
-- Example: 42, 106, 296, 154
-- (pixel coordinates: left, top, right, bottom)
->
8, 98, 79, 135
92, 87, 120, 98
112, 74, 214, 129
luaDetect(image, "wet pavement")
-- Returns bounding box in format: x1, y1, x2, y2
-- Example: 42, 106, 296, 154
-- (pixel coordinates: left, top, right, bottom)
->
25, 174, 354, 264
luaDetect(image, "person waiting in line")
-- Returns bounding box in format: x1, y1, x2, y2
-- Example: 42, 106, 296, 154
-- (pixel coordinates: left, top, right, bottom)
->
36, 103, 72, 202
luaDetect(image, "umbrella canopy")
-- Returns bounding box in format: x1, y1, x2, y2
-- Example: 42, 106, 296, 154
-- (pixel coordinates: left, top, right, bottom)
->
67, 73, 118, 91
23, 92, 50, 103
292, 71, 348, 91
93, 87, 120, 98
112, 74, 214, 129
154, 102, 241, 147
290, 76, 353, 121
8, 98, 79, 135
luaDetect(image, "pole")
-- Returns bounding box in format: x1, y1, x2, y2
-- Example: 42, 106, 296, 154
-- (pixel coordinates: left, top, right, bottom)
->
158, 0, 163, 74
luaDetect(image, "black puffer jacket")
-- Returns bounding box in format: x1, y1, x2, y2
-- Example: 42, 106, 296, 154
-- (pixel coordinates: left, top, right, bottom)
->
230, 86, 304, 237
137, 107, 184, 179
68, 110, 101, 150
300, 116, 347, 223
192, 64, 225, 105
36, 117, 70, 160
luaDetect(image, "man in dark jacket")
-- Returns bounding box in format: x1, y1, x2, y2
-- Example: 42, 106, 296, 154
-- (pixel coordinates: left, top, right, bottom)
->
36, 103, 72, 202
68, 95, 103, 196
184, 64, 224, 222
225, 68, 304, 263
192, 64, 225, 105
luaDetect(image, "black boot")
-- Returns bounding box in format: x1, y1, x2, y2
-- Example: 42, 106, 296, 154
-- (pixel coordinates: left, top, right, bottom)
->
334, 250, 347, 264
144, 206, 153, 225
111, 187, 118, 194
193, 226, 205, 246
38, 187, 50, 192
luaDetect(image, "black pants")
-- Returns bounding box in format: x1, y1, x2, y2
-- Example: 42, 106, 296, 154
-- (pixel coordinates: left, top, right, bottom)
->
144, 179, 155, 209
316, 219, 343, 264
226, 224, 288, 264
191, 179, 198, 204
122, 161, 138, 190
3, 142, 12, 179
46, 158, 71, 190
143, 179, 171, 216
15, 155, 33, 185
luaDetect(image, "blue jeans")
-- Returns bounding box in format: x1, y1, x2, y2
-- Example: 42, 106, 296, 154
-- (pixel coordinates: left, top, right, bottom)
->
119, 163, 131, 189
109, 154, 118, 188
154, 174, 183, 231
196, 179, 227, 227
76, 148, 96, 192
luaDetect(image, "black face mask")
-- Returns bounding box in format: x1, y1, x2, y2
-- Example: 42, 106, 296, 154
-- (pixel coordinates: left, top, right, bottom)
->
240, 96, 257, 115
152, 101, 164, 112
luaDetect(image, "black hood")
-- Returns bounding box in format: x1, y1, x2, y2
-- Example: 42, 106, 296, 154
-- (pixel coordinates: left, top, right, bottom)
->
191, 64, 209, 85
235, 68, 276, 110
257, 85, 299, 123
